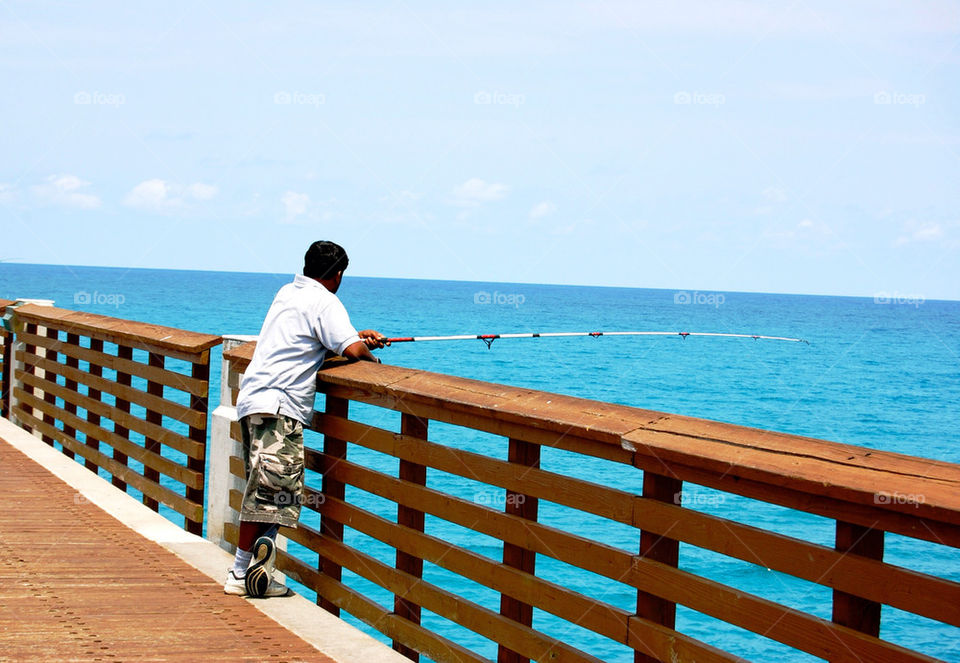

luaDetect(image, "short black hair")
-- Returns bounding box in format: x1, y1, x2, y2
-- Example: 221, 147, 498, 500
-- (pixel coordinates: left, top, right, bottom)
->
304, 240, 349, 280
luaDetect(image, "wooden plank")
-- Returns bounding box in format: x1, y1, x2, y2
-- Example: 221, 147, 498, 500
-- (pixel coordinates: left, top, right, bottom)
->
310, 453, 941, 663
142, 353, 164, 512
305, 360, 960, 528
635, 472, 681, 663
12, 405, 203, 523
312, 490, 736, 663
18, 321, 38, 432
500, 438, 541, 663
833, 522, 884, 637
17, 329, 208, 397
18, 366, 204, 459
61, 333, 81, 465
13, 303, 221, 359
16, 350, 205, 429
185, 358, 209, 535
41, 327, 60, 449
394, 412, 428, 661
288, 522, 605, 663
622, 427, 960, 527
628, 493, 960, 628
628, 451, 960, 550
317, 413, 636, 527
13, 385, 203, 489
84, 337, 104, 472
318, 395, 349, 616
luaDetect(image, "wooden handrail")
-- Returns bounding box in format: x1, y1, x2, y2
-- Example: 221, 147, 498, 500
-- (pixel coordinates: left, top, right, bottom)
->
221, 340, 960, 661
15, 303, 221, 361
7, 305, 219, 534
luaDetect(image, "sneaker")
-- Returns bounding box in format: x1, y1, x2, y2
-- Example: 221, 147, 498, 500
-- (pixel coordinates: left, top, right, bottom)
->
245, 536, 287, 598
223, 569, 247, 595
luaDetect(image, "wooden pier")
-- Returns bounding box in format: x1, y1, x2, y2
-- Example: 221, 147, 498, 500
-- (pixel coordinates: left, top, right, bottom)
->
0, 430, 331, 662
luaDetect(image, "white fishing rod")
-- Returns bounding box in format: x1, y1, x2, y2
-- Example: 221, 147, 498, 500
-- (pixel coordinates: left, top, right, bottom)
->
385, 331, 809, 349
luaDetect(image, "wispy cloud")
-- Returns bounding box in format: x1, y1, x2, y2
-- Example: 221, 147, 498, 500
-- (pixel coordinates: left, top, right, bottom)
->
450, 178, 508, 207
529, 201, 556, 219
894, 221, 944, 246
123, 178, 219, 211
31, 174, 101, 210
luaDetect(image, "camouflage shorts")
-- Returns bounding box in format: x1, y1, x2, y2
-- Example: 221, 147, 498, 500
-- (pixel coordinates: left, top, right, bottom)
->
240, 414, 305, 528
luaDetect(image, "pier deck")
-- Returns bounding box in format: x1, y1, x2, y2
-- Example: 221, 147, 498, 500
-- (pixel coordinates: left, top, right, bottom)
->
0, 420, 401, 663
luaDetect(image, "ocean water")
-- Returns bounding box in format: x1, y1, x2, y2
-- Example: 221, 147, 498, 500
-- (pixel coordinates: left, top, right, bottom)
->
2, 262, 959, 661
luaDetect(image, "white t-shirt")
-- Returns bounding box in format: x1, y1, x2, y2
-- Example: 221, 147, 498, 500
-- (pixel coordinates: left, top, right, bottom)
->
236, 274, 361, 425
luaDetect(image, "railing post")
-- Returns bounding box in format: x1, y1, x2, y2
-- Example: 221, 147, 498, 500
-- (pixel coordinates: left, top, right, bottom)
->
83, 338, 104, 473
62, 333, 81, 463
184, 354, 210, 536
393, 413, 429, 661
143, 352, 164, 512
319, 394, 349, 615
112, 345, 133, 491
832, 521, 884, 642
497, 438, 541, 663
634, 471, 683, 663
0, 302, 13, 419
7, 299, 54, 431
207, 336, 254, 551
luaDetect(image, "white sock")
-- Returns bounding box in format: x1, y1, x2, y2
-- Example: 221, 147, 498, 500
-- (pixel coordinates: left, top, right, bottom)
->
232, 549, 253, 577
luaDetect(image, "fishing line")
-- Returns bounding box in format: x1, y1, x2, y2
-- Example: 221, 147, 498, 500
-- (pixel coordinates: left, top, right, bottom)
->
385, 331, 809, 350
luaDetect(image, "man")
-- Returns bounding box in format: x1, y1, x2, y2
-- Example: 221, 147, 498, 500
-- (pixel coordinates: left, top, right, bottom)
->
224, 240, 386, 598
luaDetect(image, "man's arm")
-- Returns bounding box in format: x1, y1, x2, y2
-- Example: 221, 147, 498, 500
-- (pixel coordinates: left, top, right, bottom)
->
341, 330, 388, 363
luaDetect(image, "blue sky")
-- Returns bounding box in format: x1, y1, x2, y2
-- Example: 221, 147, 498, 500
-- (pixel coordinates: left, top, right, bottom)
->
2, 1, 959, 299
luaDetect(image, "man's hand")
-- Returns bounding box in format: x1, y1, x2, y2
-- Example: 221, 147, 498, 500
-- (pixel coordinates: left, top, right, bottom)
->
358, 330, 389, 349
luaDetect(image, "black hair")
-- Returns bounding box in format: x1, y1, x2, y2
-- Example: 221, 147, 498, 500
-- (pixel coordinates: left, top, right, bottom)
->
303, 240, 349, 280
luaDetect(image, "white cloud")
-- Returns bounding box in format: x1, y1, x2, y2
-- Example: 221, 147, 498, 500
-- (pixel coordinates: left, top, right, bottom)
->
529, 201, 556, 219
281, 191, 311, 221
124, 179, 218, 211
32, 174, 101, 209
450, 178, 508, 206
895, 221, 944, 246
186, 182, 218, 200
762, 186, 788, 203
0, 183, 16, 204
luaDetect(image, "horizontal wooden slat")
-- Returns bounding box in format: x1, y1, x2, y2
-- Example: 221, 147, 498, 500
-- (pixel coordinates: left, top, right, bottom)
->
19, 368, 203, 459
319, 387, 960, 547
15, 383, 203, 489
306, 360, 960, 528
312, 491, 741, 663
14, 304, 221, 360
287, 522, 604, 663
316, 413, 635, 523
17, 330, 208, 397
309, 451, 939, 663
13, 405, 202, 523
17, 350, 205, 429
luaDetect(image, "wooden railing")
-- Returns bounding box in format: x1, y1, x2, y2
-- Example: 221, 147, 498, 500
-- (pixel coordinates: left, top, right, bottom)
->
222, 342, 960, 662
6, 303, 221, 534
0, 299, 13, 418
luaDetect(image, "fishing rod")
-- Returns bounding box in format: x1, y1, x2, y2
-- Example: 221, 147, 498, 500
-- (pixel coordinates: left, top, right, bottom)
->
385, 331, 809, 349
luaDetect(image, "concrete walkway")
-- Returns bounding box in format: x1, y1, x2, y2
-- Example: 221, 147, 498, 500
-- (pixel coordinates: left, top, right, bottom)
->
0, 418, 408, 663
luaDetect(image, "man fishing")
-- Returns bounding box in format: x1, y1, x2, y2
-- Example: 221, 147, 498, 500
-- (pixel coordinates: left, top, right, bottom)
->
224, 240, 387, 598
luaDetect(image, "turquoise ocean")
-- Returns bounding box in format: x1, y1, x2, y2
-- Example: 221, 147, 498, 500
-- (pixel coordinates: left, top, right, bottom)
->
2, 263, 958, 661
